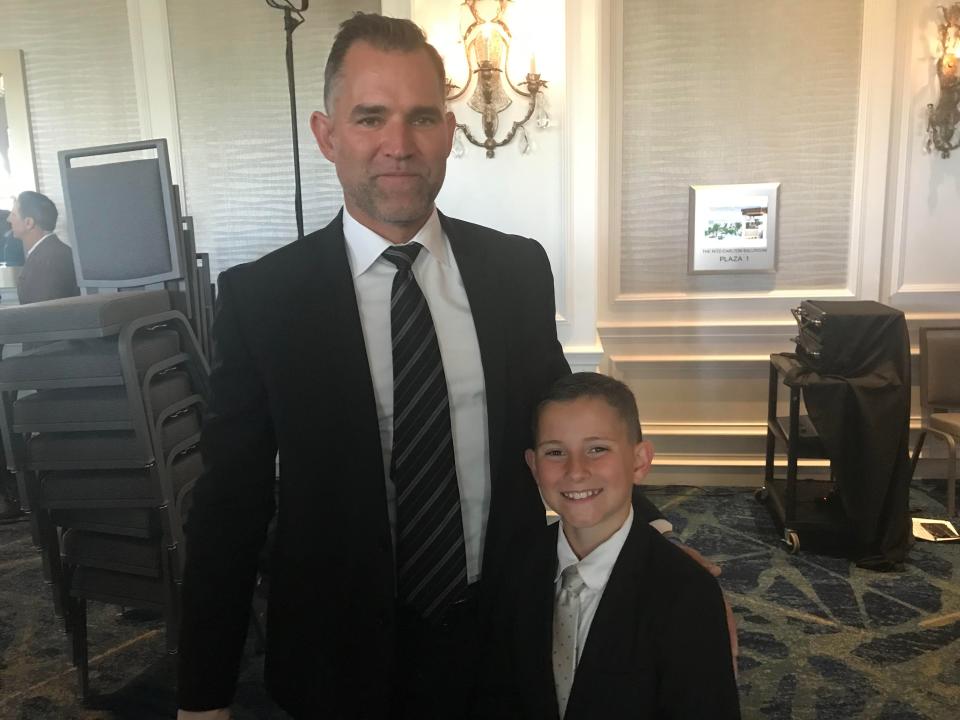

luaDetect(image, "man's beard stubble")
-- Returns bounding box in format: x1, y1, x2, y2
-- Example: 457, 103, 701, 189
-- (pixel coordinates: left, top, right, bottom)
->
349, 174, 440, 229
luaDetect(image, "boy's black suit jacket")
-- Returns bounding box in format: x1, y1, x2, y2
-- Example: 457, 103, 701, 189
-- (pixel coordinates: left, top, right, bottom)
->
478, 511, 741, 720
177, 211, 571, 717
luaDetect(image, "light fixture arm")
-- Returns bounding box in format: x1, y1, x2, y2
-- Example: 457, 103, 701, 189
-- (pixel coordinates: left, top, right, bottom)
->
456, 75, 547, 158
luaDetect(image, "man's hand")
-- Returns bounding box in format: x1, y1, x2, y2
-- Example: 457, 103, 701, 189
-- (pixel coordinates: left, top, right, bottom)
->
177, 710, 230, 720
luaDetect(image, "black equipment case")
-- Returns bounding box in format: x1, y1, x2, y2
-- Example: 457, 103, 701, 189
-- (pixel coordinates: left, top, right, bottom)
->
791, 300, 906, 376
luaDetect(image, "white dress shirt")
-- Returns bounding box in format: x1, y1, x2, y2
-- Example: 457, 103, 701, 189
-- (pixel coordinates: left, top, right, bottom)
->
555, 507, 634, 667
342, 207, 491, 583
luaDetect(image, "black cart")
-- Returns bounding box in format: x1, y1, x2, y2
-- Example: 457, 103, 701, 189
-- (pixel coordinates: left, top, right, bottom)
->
757, 301, 913, 568
759, 353, 852, 554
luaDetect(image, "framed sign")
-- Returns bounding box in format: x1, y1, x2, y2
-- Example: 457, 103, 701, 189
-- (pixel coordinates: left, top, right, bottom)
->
688, 182, 779, 274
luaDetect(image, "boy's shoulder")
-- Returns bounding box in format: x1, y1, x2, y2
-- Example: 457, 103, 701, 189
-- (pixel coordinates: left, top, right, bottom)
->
628, 522, 725, 604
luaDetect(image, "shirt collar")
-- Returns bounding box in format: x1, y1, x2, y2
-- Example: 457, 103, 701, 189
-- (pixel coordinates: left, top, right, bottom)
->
25, 232, 55, 260
342, 206, 449, 278
555, 506, 634, 591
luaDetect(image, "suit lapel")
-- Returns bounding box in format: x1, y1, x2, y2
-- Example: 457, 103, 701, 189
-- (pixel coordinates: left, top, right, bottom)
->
289, 210, 383, 480
566, 514, 651, 717
439, 212, 507, 489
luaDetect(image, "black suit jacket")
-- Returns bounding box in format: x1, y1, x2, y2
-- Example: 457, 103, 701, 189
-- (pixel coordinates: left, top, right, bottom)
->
478, 511, 741, 720
178, 212, 572, 716
16, 234, 79, 305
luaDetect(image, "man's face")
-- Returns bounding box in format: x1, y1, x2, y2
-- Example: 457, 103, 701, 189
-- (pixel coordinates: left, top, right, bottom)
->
310, 42, 455, 242
525, 397, 653, 557
7, 202, 30, 240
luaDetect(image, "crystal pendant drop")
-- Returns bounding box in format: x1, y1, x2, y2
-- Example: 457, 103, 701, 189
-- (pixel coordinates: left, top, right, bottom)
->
536, 94, 551, 129
517, 126, 530, 155
452, 129, 465, 159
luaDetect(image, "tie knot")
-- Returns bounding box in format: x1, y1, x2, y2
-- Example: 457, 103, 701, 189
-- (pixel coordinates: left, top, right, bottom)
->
383, 244, 422, 271
560, 565, 586, 595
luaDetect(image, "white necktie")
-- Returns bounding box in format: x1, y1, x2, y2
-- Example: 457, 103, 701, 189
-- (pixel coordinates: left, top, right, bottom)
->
553, 564, 586, 718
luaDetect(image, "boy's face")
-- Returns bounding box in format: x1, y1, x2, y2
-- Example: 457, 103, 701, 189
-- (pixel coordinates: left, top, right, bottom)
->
525, 396, 654, 556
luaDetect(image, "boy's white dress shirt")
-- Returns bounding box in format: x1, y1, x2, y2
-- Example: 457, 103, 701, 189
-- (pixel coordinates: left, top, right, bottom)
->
554, 506, 634, 667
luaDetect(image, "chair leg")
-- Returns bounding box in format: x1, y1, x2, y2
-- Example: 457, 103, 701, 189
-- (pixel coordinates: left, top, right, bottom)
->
75, 598, 89, 701
946, 436, 957, 519
910, 431, 927, 478
161, 545, 180, 655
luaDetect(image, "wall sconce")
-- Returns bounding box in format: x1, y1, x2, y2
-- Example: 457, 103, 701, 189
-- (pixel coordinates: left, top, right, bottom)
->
444, 0, 549, 158
926, 3, 960, 158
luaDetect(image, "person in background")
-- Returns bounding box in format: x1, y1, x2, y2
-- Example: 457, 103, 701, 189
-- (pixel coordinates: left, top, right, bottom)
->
0, 192, 79, 520
7, 191, 78, 304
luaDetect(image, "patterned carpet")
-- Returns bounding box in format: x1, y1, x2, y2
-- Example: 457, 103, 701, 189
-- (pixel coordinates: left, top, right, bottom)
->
0, 483, 957, 719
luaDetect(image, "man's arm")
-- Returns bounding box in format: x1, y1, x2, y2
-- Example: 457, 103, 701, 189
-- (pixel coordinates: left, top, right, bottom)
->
521, 237, 570, 386
177, 269, 278, 712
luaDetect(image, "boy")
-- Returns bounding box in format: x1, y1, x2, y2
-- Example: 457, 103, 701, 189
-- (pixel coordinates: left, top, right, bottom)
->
477, 372, 740, 719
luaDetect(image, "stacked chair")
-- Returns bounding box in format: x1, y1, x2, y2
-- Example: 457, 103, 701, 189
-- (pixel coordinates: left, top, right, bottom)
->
910, 326, 960, 518
0, 139, 213, 697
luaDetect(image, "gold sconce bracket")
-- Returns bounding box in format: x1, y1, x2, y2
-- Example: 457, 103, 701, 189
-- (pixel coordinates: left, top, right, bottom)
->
444, 0, 550, 158
927, 3, 960, 158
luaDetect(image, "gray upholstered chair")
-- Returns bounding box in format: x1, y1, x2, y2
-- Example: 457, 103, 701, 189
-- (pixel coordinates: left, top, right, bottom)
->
910, 327, 960, 517
0, 293, 209, 698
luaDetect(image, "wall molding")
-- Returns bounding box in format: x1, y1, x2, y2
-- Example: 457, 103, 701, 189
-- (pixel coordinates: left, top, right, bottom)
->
885, 1, 960, 310
126, 0, 185, 206
564, 346, 605, 374
848, 0, 898, 301
557, 0, 601, 350
887, 0, 928, 301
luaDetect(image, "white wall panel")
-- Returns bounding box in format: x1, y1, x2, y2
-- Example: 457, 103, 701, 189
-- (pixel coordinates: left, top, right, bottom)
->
886, 0, 960, 312
618, 0, 863, 296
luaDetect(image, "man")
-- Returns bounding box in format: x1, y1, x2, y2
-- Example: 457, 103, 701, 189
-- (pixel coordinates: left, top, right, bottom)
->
0, 192, 79, 521
177, 13, 687, 720
7, 191, 79, 304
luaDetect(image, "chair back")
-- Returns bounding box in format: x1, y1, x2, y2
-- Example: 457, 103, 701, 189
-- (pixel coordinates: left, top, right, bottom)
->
919, 327, 960, 414
58, 139, 183, 289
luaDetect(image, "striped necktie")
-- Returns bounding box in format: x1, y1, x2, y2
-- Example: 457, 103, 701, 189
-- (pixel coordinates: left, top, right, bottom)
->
383, 244, 467, 620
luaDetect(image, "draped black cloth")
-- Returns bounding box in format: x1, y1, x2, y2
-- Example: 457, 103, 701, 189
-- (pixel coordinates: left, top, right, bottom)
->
783, 301, 912, 570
